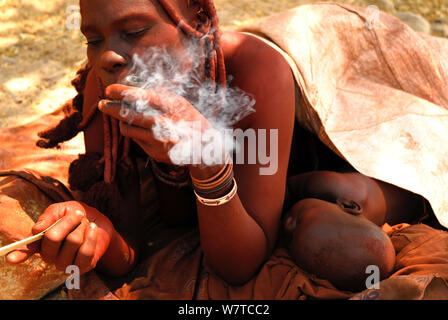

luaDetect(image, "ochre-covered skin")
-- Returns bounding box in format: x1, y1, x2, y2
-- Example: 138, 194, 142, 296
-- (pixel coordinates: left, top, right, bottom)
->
3, 0, 426, 292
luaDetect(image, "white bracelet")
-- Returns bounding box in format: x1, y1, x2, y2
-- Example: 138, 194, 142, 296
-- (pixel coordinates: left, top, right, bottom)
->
193, 178, 238, 207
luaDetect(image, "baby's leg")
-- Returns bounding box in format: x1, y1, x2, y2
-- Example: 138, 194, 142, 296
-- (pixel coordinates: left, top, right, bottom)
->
285, 171, 424, 226
282, 198, 396, 292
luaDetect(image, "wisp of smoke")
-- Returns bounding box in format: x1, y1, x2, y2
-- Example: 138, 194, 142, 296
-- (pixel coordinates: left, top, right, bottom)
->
119, 38, 256, 166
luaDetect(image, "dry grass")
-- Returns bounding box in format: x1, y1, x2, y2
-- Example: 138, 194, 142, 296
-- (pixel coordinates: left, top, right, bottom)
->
0, 0, 447, 129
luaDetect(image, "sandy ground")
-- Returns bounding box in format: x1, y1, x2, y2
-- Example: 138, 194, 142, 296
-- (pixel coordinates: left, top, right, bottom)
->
0, 0, 447, 129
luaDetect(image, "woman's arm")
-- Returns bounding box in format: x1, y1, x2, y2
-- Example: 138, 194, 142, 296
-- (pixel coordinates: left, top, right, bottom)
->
189, 43, 296, 285
96, 227, 138, 276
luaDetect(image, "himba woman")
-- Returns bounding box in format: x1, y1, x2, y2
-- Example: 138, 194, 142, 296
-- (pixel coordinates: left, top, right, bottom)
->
4, 0, 439, 293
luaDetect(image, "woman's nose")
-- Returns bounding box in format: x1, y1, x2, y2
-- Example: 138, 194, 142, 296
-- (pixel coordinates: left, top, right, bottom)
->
100, 50, 127, 73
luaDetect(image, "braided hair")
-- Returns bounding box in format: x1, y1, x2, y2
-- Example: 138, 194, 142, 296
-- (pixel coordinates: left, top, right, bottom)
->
36, 0, 226, 225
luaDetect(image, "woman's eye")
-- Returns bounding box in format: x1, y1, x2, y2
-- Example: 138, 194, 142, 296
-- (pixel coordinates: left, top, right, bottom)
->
85, 39, 103, 46
125, 27, 150, 39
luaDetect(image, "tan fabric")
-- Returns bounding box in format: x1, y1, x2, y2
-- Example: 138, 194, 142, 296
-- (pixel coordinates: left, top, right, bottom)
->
238, 2, 448, 228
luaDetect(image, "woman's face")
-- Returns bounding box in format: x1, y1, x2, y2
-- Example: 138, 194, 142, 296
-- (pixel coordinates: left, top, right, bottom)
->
80, 0, 192, 87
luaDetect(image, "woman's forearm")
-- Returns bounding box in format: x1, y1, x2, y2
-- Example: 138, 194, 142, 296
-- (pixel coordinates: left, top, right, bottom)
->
196, 194, 270, 286
96, 229, 139, 277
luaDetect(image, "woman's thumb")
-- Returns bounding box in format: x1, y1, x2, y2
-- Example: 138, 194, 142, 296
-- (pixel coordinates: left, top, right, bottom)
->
5, 242, 40, 264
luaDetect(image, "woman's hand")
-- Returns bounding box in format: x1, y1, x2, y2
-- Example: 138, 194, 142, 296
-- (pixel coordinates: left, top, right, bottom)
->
6, 201, 115, 274
98, 84, 214, 166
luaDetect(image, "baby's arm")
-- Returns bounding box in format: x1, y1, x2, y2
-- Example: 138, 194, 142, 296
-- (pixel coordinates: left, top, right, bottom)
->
286, 170, 423, 226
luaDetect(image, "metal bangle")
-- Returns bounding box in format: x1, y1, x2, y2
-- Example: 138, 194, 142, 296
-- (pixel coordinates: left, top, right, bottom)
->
193, 171, 234, 196
194, 178, 238, 207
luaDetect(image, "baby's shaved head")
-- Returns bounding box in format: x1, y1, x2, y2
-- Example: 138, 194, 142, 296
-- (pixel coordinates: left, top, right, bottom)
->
285, 199, 396, 292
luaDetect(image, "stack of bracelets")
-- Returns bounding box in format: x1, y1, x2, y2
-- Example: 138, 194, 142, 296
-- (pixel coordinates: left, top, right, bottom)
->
190, 155, 237, 207
148, 155, 238, 206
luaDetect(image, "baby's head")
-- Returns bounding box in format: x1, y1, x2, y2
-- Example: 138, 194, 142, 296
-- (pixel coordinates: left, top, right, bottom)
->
283, 199, 396, 292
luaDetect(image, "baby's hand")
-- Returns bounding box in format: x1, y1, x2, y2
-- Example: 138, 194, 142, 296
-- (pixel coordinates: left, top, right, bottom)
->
6, 201, 115, 274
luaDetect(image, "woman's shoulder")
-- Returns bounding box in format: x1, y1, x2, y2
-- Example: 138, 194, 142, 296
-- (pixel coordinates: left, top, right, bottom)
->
221, 30, 296, 127
221, 30, 294, 84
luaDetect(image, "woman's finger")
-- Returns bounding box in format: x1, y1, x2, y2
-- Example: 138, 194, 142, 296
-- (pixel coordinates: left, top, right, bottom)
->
5, 242, 40, 264
74, 223, 98, 274
98, 100, 157, 128
120, 117, 183, 145
105, 84, 186, 114
104, 84, 140, 101
105, 84, 168, 110
55, 219, 88, 271
32, 203, 68, 235
118, 121, 157, 141
40, 209, 85, 264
